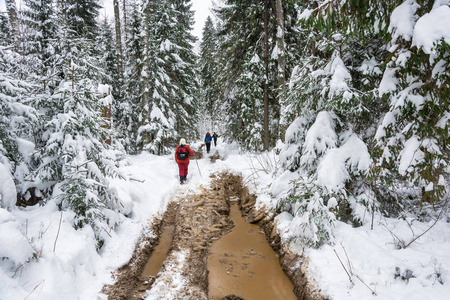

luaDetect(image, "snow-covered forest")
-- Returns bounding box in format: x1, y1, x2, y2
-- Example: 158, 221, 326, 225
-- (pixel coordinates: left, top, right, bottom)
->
0, 0, 449, 299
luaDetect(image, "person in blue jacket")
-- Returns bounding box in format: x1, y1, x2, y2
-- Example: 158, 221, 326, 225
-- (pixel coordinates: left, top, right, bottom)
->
204, 132, 212, 154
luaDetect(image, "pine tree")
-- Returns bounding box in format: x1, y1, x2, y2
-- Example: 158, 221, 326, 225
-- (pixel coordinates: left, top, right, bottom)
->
213, 0, 300, 148
0, 46, 36, 198
171, 0, 198, 141
373, 1, 450, 210
138, 0, 197, 154
275, 0, 400, 246
66, 0, 102, 40
198, 16, 222, 132
0, 13, 12, 47
122, 1, 144, 153
275, 1, 449, 250
235, 52, 265, 151
32, 1, 125, 242
215, 0, 270, 145
22, 0, 58, 92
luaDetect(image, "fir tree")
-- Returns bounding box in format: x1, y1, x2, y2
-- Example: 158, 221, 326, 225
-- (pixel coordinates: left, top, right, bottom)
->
373, 1, 450, 210
138, 0, 197, 154
198, 16, 221, 132
32, 2, 125, 242
22, 0, 58, 91
66, 0, 102, 40
122, 1, 144, 153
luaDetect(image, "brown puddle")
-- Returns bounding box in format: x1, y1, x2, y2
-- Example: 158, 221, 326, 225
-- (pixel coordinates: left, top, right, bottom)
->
208, 203, 297, 300
135, 224, 175, 297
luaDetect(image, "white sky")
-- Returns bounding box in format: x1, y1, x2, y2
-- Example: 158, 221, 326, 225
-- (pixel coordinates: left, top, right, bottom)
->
190, 0, 214, 39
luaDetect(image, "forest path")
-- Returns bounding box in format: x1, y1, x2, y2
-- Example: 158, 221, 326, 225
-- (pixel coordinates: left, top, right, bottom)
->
104, 170, 319, 299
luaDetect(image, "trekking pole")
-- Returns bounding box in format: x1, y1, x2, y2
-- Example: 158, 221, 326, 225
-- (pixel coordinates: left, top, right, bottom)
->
195, 156, 202, 178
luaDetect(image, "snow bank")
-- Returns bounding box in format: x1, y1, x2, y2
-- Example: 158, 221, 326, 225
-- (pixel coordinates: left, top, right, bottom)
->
0, 153, 181, 299
0, 163, 16, 210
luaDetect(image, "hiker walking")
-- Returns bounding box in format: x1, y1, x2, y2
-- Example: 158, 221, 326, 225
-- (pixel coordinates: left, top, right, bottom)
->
204, 132, 212, 154
212, 132, 218, 147
175, 138, 195, 184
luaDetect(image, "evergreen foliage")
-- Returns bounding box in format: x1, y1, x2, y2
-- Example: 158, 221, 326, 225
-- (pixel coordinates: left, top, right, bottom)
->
122, 1, 144, 153
0, 0, 447, 253
197, 16, 220, 131
138, 0, 197, 154
274, 0, 449, 248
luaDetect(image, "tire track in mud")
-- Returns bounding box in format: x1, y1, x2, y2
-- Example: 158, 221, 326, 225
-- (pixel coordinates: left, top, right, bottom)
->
104, 172, 325, 300
102, 201, 178, 300
143, 173, 235, 299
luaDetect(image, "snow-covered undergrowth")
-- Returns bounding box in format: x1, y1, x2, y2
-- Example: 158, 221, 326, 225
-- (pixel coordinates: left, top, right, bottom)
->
0, 153, 180, 299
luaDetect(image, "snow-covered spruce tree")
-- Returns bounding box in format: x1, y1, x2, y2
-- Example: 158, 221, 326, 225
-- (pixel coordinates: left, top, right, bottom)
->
96, 16, 129, 150
0, 14, 12, 47
275, 0, 400, 247
138, 0, 197, 154
215, 0, 273, 146
213, 0, 301, 148
235, 52, 265, 151
0, 46, 37, 210
197, 16, 221, 132
170, 0, 199, 142
65, 0, 102, 40
33, 1, 125, 242
21, 0, 58, 92
122, 1, 144, 153
97, 17, 119, 102
373, 1, 450, 216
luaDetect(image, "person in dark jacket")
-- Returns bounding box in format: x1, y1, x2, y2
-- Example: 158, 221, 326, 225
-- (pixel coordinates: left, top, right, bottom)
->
204, 132, 212, 154
175, 138, 195, 184
212, 132, 218, 147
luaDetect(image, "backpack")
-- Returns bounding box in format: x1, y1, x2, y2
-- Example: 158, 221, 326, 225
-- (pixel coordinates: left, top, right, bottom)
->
177, 146, 189, 160
205, 135, 212, 142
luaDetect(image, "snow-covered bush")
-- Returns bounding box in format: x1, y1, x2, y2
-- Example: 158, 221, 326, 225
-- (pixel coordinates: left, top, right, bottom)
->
0, 208, 34, 267
275, 111, 373, 247
34, 78, 123, 240
235, 53, 265, 151
276, 180, 336, 248
277, 1, 449, 238
0, 46, 38, 208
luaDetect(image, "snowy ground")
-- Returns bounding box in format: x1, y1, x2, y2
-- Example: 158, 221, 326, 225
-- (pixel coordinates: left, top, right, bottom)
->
1, 139, 449, 299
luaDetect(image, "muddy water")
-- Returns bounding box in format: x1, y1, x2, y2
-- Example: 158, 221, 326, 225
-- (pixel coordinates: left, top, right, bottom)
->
142, 225, 175, 277
208, 204, 297, 300
136, 224, 175, 297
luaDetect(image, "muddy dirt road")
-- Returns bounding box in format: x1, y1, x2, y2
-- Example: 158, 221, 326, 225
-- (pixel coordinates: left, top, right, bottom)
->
103, 172, 324, 300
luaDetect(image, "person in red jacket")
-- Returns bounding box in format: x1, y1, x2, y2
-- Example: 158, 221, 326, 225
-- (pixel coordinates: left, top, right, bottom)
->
175, 138, 195, 184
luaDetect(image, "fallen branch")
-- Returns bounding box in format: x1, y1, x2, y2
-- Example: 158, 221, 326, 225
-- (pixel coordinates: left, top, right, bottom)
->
334, 247, 377, 296
129, 177, 145, 183
53, 211, 63, 253
334, 249, 353, 283
403, 199, 447, 249
24, 279, 45, 300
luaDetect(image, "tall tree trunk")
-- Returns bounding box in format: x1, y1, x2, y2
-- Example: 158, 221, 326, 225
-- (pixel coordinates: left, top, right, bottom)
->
275, 0, 285, 102
140, 1, 151, 147
5, 0, 19, 49
275, 0, 286, 140
263, 0, 270, 151
113, 0, 123, 76
122, 0, 128, 59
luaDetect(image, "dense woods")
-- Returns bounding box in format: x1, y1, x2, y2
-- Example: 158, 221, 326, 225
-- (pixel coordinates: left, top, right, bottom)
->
1, 0, 449, 251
